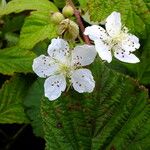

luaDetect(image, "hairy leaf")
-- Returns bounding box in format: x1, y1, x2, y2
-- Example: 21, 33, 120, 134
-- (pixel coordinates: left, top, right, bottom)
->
0, 46, 36, 75
41, 61, 150, 150
0, 75, 31, 123
0, 0, 57, 16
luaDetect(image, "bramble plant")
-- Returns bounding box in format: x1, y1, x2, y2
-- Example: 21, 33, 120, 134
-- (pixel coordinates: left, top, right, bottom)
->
0, 0, 150, 150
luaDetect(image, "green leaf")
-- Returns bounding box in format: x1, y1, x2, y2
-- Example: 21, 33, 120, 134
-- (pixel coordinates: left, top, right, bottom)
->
19, 10, 57, 49
83, 0, 150, 38
0, 0, 58, 16
53, 0, 65, 9
24, 78, 44, 137
0, 75, 32, 124
2, 15, 25, 33
4, 32, 19, 47
78, 0, 87, 8
0, 46, 36, 75
127, 117, 150, 150
137, 34, 150, 84
41, 61, 150, 150
0, 0, 6, 9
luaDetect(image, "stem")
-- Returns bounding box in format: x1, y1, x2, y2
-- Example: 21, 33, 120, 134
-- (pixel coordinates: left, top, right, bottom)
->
5, 124, 27, 150
67, 0, 91, 45
0, 129, 8, 139
12, 124, 27, 140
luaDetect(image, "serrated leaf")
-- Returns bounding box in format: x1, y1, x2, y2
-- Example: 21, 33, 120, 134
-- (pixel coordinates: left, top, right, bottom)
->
83, 0, 150, 38
0, 75, 32, 123
24, 78, 44, 137
0, 0, 58, 16
0, 46, 36, 75
41, 60, 150, 150
19, 11, 57, 49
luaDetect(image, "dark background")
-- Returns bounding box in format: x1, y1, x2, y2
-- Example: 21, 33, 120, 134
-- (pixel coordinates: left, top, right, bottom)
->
0, 124, 45, 150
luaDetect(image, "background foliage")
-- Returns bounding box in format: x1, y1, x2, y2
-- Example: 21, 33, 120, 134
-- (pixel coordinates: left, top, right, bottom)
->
0, 0, 150, 149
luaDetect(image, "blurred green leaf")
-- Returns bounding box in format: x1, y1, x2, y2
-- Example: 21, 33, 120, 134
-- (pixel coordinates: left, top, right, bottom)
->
0, 0, 58, 16
2, 15, 25, 33
24, 78, 44, 137
53, 0, 65, 9
0, 46, 36, 75
32, 41, 48, 56
0, 0, 7, 9
41, 61, 150, 150
78, 0, 87, 8
0, 75, 32, 123
4, 32, 19, 46
19, 10, 57, 49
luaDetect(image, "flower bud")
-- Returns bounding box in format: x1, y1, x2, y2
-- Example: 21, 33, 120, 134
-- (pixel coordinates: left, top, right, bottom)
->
51, 12, 65, 24
62, 5, 74, 17
58, 19, 79, 41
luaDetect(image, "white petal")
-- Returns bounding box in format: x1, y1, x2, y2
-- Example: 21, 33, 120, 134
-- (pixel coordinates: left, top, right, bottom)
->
47, 38, 70, 62
71, 69, 95, 93
121, 34, 140, 52
106, 12, 122, 37
84, 25, 108, 41
32, 55, 58, 78
94, 40, 112, 63
72, 44, 97, 67
114, 46, 140, 63
44, 74, 66, 100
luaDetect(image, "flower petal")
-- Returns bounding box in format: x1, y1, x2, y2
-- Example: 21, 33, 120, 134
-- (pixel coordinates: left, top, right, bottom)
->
71, 69, 95, 93
114, 46, 140, 63
44, 74, 66, 100
32, 55, 58, 78
106, 11, 122, 37
84, 25, 108, 41
94, 40, 112, 63
121, 34, 140, 52
47, 38, 70, 62
72, 44, 97, 67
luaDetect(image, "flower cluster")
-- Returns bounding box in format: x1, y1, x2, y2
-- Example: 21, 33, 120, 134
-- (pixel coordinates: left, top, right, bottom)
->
32, 11, 140, 101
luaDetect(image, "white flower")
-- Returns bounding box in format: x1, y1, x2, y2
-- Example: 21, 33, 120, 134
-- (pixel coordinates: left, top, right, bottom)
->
32, 38, 97, 101
84, 11, 140, 63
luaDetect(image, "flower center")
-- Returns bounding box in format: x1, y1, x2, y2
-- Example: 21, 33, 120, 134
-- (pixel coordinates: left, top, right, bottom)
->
105, 27, 128, 51
58, 62, 72, 77
109, 33, 125, 47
